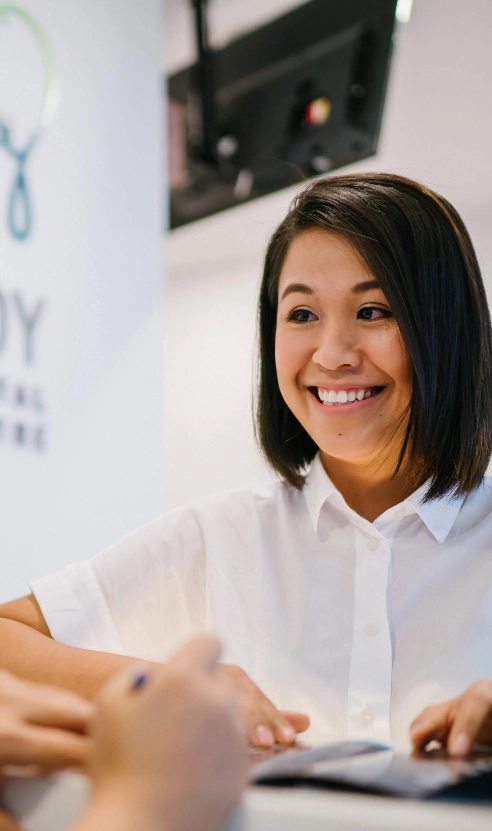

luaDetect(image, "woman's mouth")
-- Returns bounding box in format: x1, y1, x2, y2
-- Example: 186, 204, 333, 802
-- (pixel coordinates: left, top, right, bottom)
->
308, 386, 385, 406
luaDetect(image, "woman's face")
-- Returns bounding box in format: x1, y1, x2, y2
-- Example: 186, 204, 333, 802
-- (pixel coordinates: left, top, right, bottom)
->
275, 229, 413, 468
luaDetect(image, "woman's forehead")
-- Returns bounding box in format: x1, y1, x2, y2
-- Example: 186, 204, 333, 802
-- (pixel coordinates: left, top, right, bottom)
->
278, 229, 375, 296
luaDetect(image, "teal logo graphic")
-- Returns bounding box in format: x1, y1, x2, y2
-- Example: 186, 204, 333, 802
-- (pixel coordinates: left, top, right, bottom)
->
0, 4, 60, 240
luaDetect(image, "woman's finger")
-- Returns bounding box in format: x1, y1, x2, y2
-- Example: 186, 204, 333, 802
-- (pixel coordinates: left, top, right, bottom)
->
216, 664, 309, 748
409, 702, 453, 749
280, 711, 311, 734
247, 696, 297, 747
447, 681, 492, 755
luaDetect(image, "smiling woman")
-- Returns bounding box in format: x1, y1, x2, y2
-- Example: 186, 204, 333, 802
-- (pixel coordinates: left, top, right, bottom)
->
273, 229, 413, 519
1, 174, 492, 759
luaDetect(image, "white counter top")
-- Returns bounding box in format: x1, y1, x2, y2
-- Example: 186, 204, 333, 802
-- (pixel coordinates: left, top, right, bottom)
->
2, 772, 492, 831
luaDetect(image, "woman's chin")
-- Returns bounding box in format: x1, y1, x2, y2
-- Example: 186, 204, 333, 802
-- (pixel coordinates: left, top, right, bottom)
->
317, 439, 383, 466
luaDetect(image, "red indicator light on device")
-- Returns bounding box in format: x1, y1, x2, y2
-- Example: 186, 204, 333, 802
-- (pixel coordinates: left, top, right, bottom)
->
305, 97, 331, 126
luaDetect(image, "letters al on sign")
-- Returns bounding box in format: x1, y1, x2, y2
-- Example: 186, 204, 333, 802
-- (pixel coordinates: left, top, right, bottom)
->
0, 4, 60, 240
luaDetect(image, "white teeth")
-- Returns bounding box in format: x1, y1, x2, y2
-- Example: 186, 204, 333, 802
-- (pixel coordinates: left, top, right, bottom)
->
317, 387, 379, 405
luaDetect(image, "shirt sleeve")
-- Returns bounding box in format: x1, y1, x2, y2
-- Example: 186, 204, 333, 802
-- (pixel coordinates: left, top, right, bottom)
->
31, 505, 208, 662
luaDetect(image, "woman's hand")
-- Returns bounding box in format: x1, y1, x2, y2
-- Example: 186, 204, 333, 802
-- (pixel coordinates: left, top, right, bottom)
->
74, 636, 248, 831
217, 664, 310, 747
0, 669, 94, 773
410, 680, 492, 756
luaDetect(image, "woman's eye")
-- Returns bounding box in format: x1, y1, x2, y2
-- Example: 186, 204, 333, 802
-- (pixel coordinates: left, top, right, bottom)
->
357, 306, 392, 321
287, 308, 317, 323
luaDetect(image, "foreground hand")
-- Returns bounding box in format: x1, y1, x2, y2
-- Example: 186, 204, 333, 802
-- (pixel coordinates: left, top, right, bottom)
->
80, 636, 247, 831
0, 808, 21, 831
217, 664, 310, 748
410, 680, 492, 756
0, 670, 94, 773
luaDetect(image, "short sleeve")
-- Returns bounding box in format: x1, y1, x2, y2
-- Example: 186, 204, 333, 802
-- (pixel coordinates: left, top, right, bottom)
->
31, 505, 208, 662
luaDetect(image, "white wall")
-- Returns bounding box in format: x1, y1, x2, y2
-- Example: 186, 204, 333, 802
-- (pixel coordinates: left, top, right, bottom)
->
164, 0, 492, 509
0, 0, 164, 601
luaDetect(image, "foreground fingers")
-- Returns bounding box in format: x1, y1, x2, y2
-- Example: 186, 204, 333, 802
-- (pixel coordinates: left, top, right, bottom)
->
0, 719, 90, 771
19, 687, 94, 734
168, 635, 222, 675
97, 636, 222, 707
0, 671, 94, 734
0, 670, 93, 772
0, 808, 22, 831
88, 638, 247, 831
95, 660, 152, 704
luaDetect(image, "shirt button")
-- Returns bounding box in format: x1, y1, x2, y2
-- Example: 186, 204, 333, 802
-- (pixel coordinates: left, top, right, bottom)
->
393, 509, 406, 520
364, 623, 379, 636
366, 538, 379, 551
361, 709, 375, 726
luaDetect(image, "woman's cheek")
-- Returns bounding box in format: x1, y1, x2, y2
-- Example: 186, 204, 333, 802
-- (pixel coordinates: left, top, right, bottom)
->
275, 341, 307, 410
370, 327, 406, 369
275, 332, 300, 378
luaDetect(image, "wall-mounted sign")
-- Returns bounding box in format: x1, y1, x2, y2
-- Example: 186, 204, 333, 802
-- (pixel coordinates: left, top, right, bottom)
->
0, 4, 58, 452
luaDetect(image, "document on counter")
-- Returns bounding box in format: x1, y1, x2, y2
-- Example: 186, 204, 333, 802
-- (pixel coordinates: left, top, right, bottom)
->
249, 740, 492, 800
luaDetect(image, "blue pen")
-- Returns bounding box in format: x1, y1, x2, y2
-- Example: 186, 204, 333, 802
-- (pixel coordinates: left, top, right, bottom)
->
131, 672, 148, 691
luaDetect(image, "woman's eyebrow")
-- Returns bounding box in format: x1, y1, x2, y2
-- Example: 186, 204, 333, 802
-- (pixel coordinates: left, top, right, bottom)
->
351, 279, 380, 294
280, 283, 314, 302
280, 278, 380, 302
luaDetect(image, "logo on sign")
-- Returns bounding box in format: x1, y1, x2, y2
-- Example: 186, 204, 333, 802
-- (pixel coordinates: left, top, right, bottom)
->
0, 4, 59, 240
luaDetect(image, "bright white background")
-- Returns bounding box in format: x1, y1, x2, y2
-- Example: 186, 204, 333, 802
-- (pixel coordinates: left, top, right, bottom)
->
164, 0, 492, 508
0, 0, 164, 602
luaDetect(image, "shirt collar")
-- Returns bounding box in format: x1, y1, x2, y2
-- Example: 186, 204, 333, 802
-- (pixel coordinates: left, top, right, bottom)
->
303, 453, 465, 543
303, 454, 338, 532
404, 481, 465, 543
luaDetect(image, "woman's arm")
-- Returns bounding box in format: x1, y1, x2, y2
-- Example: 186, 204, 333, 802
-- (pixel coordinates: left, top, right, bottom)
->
0, 596, 133, 698
0, 596, 310, 746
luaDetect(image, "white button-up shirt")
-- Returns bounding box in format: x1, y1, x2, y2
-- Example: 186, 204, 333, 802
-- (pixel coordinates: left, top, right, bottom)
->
31, 455, 492, 749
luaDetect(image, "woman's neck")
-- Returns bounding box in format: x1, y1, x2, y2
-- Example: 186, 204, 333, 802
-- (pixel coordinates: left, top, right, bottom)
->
319, 451, 414, 523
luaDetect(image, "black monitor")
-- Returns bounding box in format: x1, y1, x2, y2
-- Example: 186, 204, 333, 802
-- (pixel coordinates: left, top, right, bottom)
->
168, 0, 397, 228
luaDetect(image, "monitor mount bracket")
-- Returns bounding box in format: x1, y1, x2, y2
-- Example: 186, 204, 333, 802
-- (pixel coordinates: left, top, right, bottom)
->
189, 0, 220, 166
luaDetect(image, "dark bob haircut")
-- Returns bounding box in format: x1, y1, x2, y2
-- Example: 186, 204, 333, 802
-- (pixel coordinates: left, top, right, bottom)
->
255, 172, 492, 500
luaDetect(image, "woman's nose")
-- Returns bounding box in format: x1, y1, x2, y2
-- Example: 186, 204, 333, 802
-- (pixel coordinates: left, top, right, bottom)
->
311, 322, 361, 371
